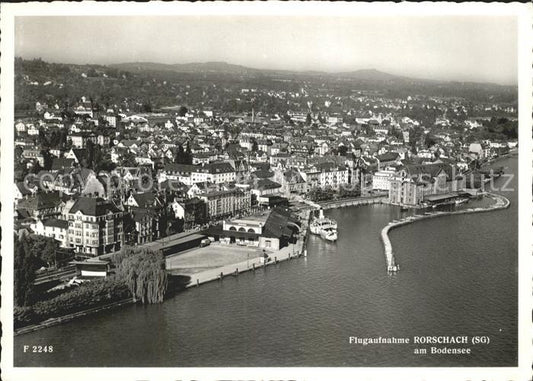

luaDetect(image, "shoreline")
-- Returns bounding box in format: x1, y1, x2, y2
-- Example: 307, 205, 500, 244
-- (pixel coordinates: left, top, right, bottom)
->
15, 152, 515, 335
15, 298, 135, 336
15, 210, 313, 336
380, 192, 510, 273
317, 195, 387, 210
177, 208, 312, 288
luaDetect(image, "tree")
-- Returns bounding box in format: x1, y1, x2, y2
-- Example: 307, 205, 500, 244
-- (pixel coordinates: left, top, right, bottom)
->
30, 235, 59, 268
86, 139, 96, 169
14, 159, 29, 182
38, 127, 49, 148
174, 143, 192, 165
115, 247, 168, 304
93, 144, 116, 172
338, 145, 348, 156
177, 106, 188, 117
306, 113, 312, 126
14, 235, 40, 306
425, 135, 437, 148
122, 214, 138, 245
174, 144, 185, 164
41, 149, 53, 170
140, 102, 152, 113
184, 141, 193, 165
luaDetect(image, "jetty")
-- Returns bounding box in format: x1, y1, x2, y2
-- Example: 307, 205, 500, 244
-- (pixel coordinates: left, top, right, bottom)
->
380, 192, 510, 274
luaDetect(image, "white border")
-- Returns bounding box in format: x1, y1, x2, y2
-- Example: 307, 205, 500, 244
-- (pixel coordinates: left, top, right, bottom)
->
1, 2, 532, 381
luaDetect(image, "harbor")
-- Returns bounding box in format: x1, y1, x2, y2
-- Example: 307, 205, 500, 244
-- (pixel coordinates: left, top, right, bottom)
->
14, 157, 519, 367
380, 192, 510, 273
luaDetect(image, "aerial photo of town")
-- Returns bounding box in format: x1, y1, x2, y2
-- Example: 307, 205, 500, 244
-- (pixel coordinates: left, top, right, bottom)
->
7, 11, 523, 372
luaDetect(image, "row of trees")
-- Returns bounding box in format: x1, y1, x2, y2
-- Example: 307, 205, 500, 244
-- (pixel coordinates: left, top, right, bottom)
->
14, 277, 131, 329
14, 234, 59, 307
14, 244, 170, 328
307, 185, 361, 202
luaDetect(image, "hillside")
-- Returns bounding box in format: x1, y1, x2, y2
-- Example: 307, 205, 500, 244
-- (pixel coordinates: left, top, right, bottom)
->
14, 57, 518, 116
112, 61, 259, 75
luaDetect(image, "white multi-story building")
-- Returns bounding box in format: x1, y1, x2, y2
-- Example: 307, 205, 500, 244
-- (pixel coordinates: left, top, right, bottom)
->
200, 188, 251, 218
372, 169, 397, 191
301, 162, 349, 190
30, 218, 69, 248
104, 114, 117, 128
162, 162, 236, 185
64, 197, 124, 256
191, 162, 236, 184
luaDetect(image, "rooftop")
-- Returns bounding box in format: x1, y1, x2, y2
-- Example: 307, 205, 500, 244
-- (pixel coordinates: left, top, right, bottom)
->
69, 197, 121, 216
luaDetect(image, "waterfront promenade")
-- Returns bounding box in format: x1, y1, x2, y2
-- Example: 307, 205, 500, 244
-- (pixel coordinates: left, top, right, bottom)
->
173, 208, 312, 288
319, 195, 387, 210
301, 195, 387, 211
380, 192, 510, 273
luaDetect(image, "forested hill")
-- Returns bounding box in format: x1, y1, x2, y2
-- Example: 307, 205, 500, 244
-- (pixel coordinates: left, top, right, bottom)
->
15, 57, 517, 115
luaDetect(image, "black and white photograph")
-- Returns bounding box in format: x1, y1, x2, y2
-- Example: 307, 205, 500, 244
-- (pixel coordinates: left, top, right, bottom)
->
1, 2, 531, 380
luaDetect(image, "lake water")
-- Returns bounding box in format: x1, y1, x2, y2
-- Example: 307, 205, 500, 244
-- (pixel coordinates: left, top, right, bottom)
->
14, 157, 518, 367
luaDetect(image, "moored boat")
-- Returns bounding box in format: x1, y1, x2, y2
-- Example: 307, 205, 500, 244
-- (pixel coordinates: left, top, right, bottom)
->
310, 209, 337, 234
310, 209, 338, 241
320, 227, 338, 242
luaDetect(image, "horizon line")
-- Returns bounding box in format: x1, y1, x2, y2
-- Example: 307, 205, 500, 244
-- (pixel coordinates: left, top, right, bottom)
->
15, 55, 518, 87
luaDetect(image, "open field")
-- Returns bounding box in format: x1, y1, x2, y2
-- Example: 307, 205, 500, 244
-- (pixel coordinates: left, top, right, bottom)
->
166, 243, 263, 274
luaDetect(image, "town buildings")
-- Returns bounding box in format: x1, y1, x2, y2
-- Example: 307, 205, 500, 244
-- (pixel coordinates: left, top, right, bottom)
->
14, 59, 518, 260
389, 163, 465, 206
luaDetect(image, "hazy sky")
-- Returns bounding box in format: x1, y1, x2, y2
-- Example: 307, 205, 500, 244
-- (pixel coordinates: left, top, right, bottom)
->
15, 16, 518, 85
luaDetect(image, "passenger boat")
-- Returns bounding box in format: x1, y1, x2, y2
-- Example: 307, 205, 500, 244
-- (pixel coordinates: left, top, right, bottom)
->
310, 209, 337, 234
310, 209, 338, 242
320, 227, 338, 242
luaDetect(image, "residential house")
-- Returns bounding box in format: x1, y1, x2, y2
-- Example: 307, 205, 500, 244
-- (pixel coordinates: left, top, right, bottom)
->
274, 168, 307, 194
30, 218, 69, 248
17, 191, 64, 219
250, 179, 282, 197
128, 208, 158, 244
171, 197, 207, 228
